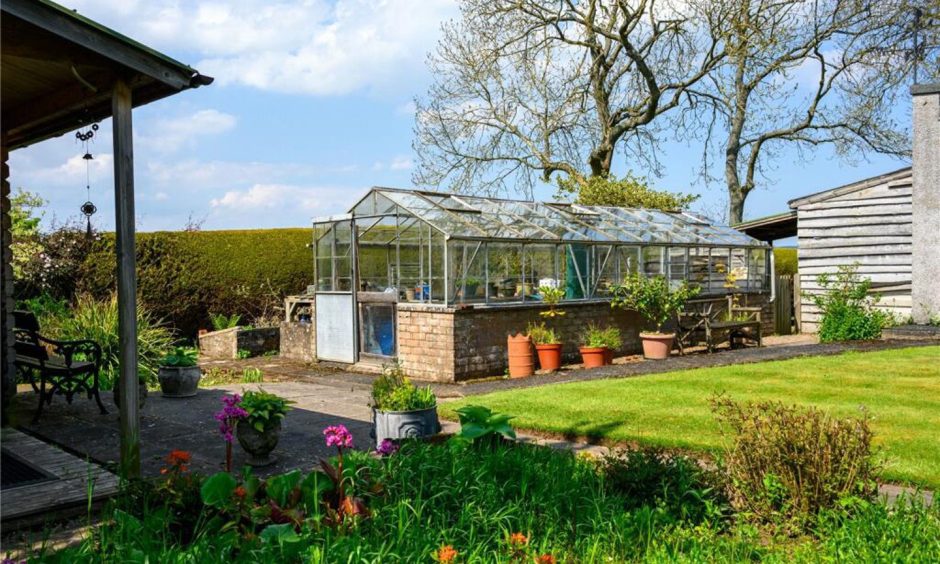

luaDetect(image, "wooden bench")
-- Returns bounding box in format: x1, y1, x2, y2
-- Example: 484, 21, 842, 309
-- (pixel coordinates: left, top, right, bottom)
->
13, 310, 108, 423
676, 295, 762, 354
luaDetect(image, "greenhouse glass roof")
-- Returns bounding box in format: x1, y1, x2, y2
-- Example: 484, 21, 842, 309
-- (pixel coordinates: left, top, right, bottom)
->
339, 187, 766, 248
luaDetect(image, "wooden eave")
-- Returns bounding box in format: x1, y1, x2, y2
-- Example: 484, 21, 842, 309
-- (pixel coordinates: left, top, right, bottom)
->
787, 167, 913, 209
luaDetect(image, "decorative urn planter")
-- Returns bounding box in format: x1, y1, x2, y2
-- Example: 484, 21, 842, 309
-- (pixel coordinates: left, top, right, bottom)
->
639, 333, 675, 360
158, 366, 202, 397
114, 380, 148, 411
534, 343, 563, 372
507, 333, 535, 377
372, 406, 440, 445
579, 346, 606, 368
236, 419, 281, 466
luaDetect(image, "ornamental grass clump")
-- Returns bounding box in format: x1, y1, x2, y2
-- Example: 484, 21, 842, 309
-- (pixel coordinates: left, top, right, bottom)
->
711, 395, 879, 532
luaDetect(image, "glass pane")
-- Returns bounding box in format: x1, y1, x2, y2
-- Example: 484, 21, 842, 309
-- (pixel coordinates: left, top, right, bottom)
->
667, 247, 688, 288
449, 241, 486, 304
730, 248, 747, 291
709, 248, 730, 293
487, 243, 524, 302
563, 244, 589, 299
359, 303, 396, 356
316, 258, 333, 291
429, 230, 445, 302
642, 246, 665, 277
749, 248, 767, 291
525, 244, 557, 299
593, 245, 616, 296
688, 248, 711, 291
617, 246, 640, 281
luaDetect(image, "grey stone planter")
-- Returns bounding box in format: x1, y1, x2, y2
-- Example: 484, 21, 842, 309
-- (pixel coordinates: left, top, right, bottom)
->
372, 406, 440, 445
114, 381, 148, 411
158, 365, 201, 398
236, 419, 281, 466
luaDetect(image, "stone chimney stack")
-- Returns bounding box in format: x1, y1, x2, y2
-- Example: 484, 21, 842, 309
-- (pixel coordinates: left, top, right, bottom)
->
911, 83, 940, 324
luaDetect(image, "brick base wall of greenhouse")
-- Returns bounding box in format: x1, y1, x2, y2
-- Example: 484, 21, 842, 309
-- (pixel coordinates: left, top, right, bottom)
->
396, 296, 774, 382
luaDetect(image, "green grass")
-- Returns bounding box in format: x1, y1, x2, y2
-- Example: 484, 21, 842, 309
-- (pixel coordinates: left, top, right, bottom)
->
442, 346, 940, 488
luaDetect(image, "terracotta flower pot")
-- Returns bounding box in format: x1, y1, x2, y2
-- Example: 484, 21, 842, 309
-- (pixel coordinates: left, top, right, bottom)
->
535, 343, 563, 372
507, 333, 534, 378
579, 346, 606, 368
602, 347, 613, 365
640, 333, 675, 360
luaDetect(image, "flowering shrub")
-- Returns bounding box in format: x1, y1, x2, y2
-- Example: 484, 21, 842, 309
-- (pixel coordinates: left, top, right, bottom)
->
323, 425, 354, 449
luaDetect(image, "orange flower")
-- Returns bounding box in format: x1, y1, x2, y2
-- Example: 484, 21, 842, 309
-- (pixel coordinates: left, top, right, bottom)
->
437, 545, 458, 563
509, 532, 528, 546
167, 450, 191, 466
536, 555, 556, 564
233, 486, 247, 499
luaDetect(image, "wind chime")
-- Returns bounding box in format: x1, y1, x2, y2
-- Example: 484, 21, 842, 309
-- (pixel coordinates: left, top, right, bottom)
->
76, 120, 99, 239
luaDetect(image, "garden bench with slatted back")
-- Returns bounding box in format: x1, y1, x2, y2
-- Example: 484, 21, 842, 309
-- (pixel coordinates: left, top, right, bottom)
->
13, 310, 108, 422
676, 295, 762, 355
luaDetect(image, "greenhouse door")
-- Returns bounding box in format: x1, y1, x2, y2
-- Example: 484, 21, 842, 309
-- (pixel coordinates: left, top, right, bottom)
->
315, 293, 356, 363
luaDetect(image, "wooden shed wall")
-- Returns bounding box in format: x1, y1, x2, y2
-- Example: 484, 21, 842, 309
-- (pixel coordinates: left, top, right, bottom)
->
796, 172, 912, 332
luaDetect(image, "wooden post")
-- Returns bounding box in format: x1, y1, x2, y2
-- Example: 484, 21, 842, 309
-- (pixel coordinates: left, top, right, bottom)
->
112, 79, 140, 478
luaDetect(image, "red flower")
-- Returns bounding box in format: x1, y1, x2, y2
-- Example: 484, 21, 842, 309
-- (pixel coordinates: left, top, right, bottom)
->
536, 555, 556, 564
167, 450, 191, 466
437, 545, 458, 563
509, 532, 528, 546
233, 486, 247, 499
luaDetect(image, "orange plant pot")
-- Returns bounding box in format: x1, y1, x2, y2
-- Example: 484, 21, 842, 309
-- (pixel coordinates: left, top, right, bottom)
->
639, 333, 675, 360
602, 347, 613, 365
507, 333, 534, 378
579, 346, 606, 368
535, 343, 563, 372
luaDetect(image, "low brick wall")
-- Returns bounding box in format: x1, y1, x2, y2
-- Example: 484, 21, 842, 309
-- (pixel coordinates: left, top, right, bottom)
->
199, 326, 280, 359
397, 293, 774, 383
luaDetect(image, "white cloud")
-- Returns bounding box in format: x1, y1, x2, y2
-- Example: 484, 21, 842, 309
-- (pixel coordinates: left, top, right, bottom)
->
138, 109, 236, 153
65, 0, 457, 96
389, 155, 413, 170
209, 183, 354, 217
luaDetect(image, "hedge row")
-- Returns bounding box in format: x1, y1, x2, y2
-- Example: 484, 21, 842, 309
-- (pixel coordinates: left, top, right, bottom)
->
78, 229, 313, 338
773, 248, 798, 276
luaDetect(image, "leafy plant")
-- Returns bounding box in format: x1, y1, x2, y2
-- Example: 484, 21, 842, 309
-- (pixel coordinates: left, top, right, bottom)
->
35, 294, 174, 389
611, 274, 701, 333
236, 348, 252, 359
526, 321, 560, 345
372, 362, 436, 412
454, 405, 516, 443
557, 173, 699, 211
808, 264, 892, 342
239, 389, 293, 433
711, 395, 879, 532
580, 323, 608, 348
210, 313, 242, 331
600, 447, 729, 525
241, 367, 264, 384
161, 346, 198, 368
537, 285, 566, 318
599, 326, 622, 350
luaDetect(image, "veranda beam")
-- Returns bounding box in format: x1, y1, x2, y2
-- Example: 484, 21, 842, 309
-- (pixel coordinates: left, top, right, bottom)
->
112, 79, 140, 478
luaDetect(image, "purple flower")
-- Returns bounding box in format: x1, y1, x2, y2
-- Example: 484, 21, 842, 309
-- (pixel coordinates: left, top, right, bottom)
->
214, 394, 248, 444
323, 424, 353, 449
376, 439, 399, 456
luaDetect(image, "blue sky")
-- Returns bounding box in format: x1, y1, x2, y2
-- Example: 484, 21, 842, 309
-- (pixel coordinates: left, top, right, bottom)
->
9, 0, 912, 233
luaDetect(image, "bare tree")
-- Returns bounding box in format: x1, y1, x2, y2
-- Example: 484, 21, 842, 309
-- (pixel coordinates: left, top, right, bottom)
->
684, 0, 939, 224
413, 0, 727, 198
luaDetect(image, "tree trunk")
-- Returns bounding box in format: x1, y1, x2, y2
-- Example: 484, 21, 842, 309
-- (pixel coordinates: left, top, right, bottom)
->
588, 143, 614, 178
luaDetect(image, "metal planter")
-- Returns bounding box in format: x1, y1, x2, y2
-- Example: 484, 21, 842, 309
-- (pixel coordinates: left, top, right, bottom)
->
158, 365, 202, 397
372, 406, 440, 445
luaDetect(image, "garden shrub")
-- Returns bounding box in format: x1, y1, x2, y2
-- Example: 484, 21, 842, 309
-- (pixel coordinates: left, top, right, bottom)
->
27, 294, 175, 389
773, 248, 797, 276
809, 263, 893, 342
711, 396, 878, 531
599, 447, 729, 525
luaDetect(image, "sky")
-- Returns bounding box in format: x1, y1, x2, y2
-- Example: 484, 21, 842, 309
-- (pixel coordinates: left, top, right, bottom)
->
9, 0, 914, 234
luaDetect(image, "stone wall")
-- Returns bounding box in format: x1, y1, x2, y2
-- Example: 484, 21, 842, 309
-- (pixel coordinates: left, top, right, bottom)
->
397, 293, 774, 383
911, 83, 940, 323
199, 326, 280, 359
280, 321, 316, 362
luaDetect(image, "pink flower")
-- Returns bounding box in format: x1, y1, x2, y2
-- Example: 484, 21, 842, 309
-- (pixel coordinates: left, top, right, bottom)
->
323, 424, 353, 449
215, 394, 248, 444
376, 439, 399, 456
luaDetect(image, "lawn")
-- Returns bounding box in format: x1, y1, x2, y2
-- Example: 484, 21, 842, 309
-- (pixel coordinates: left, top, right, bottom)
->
441, 346, 940, 488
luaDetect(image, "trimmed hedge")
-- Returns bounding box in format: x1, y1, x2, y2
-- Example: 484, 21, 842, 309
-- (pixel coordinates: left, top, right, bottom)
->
79, 229, 312, 338
774, 247, 797, 276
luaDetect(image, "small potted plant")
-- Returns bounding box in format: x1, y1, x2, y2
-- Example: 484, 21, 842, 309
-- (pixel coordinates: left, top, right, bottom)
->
158, 347, 202, 397
611, 274, 700, 360
460, 276, 482, 298
601, 326, 623, 365
527, 322, 562, 372
235, 388, 293, 466
371, 362, 440, 445
579, 324, 608, 368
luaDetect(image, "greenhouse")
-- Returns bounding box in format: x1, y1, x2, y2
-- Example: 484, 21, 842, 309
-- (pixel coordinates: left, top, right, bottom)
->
309, 187, 774, 380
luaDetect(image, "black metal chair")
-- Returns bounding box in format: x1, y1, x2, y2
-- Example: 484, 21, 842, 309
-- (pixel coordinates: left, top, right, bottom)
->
13, 310, 108, 422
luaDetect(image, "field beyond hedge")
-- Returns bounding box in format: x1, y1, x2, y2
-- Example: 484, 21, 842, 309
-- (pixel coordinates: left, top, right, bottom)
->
442, 346, 940, 488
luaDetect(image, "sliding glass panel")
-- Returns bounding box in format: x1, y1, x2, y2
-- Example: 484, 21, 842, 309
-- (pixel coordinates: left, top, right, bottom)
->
617, 246, 640, 281
448, 240, 486, 304
525, 244, 557, 299
592, 245, 616, 296
642, 246, 665, 277
487, 243, 523, 303
667, 247, 688, 289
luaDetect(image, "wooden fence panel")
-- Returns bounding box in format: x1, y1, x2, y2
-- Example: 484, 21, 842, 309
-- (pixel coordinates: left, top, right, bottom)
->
774, 274, 794, 335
